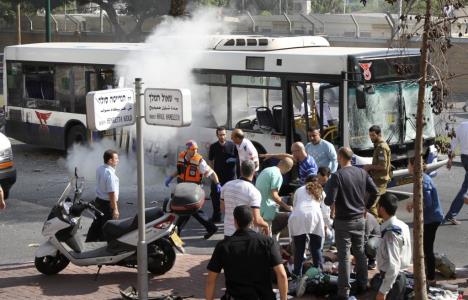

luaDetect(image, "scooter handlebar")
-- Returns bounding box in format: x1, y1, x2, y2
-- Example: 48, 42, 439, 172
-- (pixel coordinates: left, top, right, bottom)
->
86, 202, 105, 217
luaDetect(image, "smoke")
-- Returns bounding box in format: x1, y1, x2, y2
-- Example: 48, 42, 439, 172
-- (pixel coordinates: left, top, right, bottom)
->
65, 8, 230, 188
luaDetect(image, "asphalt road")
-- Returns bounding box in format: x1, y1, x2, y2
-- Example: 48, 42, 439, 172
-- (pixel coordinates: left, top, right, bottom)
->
0, 137, 467, 270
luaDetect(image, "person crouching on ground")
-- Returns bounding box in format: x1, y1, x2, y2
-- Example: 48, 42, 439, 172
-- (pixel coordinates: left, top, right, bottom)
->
205, 205, 288, 300
406, 157, 444, 286
288, 177, 325, 276
372, 192, 412, 300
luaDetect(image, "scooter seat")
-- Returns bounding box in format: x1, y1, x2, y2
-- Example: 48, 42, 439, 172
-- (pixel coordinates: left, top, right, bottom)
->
102, 207, 164, 241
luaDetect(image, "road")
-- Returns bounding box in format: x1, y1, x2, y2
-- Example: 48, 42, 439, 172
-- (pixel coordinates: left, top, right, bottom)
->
0, 137, 467, 271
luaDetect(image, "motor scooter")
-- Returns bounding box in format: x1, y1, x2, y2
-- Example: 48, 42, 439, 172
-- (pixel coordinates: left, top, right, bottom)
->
34, 169, 190, 276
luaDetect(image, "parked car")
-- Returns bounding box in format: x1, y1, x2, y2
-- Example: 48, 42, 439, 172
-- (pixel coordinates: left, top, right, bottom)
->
0, 132, 16, 198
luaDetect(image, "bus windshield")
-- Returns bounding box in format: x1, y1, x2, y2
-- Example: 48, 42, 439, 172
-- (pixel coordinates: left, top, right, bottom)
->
348, 81, 436, 150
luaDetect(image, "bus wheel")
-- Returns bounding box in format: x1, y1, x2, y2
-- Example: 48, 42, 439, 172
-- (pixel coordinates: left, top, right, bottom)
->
66, 125, 87, 150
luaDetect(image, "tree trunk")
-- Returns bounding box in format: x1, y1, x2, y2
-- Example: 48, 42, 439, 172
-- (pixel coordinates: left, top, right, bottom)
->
170, 0, 187, 17
413, 0, 431, 299
97, 1, 126, 41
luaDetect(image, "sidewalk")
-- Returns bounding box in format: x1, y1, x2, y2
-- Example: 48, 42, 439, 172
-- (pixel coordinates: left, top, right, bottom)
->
0, 254, 467, 299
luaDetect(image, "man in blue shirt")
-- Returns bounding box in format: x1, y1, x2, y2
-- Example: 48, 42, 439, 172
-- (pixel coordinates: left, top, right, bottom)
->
261, 142, 318, 184
305, 128, 338, 172
86, 149, 120, 242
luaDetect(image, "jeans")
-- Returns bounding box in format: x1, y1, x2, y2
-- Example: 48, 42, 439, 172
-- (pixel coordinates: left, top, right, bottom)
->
334, 217, 367, 298
445, 154, 468, 219
292, 233, 323, 276
424, 222, 440, 280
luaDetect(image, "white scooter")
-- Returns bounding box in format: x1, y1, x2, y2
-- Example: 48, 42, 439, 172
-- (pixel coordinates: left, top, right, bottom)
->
34, 169, 202, 276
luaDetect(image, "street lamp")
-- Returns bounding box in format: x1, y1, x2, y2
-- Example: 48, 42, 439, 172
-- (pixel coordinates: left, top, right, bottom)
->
45, 0, 51, 42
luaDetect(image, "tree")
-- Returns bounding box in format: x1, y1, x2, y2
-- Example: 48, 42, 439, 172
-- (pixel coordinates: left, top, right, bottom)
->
361, 0, 459, 298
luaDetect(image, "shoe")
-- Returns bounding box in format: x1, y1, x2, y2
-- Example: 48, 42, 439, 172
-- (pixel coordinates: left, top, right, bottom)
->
445, 217, 461, 225
295, 275, 308, 297
203, 226, 218, 240
368, 261, 377, 270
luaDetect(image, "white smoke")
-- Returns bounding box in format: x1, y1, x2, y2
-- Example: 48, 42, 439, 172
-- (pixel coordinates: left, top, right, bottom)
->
65, 8, 230, 188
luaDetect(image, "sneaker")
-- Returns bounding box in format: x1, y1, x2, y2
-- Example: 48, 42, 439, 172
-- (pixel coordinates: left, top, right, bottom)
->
445, 217, 461, 225
295, 275, 308, 297
203, 226, 218, 240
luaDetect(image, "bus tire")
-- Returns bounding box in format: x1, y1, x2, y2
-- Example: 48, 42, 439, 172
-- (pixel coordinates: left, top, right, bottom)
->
66, 125, 87, 150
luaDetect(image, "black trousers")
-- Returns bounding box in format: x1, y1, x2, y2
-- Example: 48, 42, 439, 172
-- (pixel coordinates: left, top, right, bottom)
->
370, 272, 407, 300
424, 222, 441, 281
176, 209, 216, 235
86, 198, 113, 242
210, 182, 221, 219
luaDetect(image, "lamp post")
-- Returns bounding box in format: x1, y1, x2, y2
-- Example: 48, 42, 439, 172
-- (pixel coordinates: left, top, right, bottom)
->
45, 0, 51, 42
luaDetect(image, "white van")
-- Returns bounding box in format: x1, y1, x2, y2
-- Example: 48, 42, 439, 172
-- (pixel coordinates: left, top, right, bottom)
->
0, 132, 16, 198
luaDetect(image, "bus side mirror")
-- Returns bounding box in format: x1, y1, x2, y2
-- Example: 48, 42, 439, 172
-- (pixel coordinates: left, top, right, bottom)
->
356, 85, 367, 109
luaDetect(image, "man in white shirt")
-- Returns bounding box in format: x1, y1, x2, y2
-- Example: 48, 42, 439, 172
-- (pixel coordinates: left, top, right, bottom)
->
445, 121, 468, 225
221, 160, 269, 237
231, 129, 259, 172
86, 149, 120, 242
372, 193, 412, 300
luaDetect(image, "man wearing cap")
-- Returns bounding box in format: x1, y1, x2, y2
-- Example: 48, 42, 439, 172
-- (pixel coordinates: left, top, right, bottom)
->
165, 140, 220, 239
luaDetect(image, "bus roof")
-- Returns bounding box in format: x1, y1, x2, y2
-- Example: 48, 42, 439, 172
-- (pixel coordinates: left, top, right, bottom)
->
4, 39, 419, 76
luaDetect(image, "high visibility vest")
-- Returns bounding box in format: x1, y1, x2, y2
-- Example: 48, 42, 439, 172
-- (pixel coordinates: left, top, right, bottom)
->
177, 151, 203, 184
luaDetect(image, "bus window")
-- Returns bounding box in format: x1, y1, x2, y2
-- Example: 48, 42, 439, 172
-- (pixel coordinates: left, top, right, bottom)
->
55, 65, 73, 113
231, 75, 282, 131
348, 83, 401, 149
6, 63, 23, 107
193, 85, 228, 128
319, 84, 340, 143
231, 87, 282, 131
402, 82, 435, 141
23, 64, 57, 110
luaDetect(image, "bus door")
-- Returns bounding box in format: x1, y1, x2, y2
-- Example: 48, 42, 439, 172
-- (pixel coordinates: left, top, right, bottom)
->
287, 81, 341, 146
288, 82, 317, 143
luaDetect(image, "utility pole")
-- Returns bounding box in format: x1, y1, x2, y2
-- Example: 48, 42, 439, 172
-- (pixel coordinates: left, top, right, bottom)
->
16, 4, 21, 44
45, 0, 51, 42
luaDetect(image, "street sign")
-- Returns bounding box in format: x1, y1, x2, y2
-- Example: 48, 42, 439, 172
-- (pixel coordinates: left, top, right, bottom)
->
86, 88, 135, 131
144, 88, 191, 127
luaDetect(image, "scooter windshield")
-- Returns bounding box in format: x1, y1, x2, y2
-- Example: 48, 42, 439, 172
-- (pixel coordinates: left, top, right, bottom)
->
57, 176, 85, 205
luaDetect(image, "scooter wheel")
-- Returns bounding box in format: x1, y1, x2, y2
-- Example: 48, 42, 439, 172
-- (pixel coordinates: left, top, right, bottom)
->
147, 239, 176, 276
35, 253, 70, 275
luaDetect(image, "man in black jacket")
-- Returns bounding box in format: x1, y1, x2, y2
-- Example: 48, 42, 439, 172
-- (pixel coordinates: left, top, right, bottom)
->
205, 205, 288, 300
325, 147, 379, 299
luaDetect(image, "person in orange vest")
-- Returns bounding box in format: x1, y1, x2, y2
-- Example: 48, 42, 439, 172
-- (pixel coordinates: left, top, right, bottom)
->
165, 140, 220, 239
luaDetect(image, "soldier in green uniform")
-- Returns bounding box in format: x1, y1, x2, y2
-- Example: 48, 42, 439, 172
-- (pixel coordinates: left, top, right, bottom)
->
364, 125, 392, 219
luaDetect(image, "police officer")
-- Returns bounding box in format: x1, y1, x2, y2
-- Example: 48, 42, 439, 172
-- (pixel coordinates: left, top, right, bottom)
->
165, 140, 220, 239
364, 125, 392, 219
86, 149, 120, 242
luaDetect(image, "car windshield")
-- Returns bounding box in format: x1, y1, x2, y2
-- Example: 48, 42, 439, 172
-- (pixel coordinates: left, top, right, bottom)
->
348, 81, 435, 150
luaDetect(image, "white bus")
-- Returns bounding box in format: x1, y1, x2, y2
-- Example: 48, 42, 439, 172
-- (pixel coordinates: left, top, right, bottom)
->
3, 36, 445, 187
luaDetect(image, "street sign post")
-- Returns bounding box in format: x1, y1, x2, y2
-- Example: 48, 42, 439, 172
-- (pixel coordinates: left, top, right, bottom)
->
144, 88, 191, 127
86, 85, 191, 300
86, 88, 135, 131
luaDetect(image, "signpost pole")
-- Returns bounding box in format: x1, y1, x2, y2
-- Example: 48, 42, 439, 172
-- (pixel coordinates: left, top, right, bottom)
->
135, 78, 148, 300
